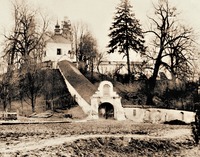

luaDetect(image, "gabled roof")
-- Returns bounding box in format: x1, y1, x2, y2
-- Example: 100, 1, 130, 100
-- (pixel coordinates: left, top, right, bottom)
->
46, 34, 71, 44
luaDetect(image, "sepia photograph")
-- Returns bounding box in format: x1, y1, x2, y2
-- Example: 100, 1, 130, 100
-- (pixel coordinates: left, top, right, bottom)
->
0, 0, 200, 156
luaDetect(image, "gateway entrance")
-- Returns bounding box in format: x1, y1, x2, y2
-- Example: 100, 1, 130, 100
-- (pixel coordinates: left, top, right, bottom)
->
98, 102, 114, 119
90, 81, 125, 120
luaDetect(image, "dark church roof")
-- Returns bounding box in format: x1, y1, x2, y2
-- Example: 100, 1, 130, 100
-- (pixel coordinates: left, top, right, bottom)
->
46, 34, 71, 44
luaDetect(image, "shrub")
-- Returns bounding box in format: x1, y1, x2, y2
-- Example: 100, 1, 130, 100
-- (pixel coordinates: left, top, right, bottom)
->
164, 120, 187, 125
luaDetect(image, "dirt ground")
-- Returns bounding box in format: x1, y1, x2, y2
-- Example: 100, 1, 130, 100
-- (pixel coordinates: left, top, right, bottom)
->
0, 119, 199, 156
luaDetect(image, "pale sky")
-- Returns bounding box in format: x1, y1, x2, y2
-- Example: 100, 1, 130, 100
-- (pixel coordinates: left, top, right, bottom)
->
0, 0, 200, 61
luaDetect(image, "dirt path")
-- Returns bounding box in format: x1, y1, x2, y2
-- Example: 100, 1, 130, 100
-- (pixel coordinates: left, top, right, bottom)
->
0, 128, 191, 153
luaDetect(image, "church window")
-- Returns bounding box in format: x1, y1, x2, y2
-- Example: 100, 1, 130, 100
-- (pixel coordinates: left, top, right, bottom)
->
57, 48, 62, 55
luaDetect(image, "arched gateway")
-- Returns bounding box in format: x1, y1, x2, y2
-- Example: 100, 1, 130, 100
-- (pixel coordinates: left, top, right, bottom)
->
90, 81, 125, 120
98, 102, 114, 119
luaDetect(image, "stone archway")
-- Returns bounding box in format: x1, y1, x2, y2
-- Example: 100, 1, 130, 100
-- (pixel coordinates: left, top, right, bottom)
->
90, 80, 125, 120
98, 102, 114, 119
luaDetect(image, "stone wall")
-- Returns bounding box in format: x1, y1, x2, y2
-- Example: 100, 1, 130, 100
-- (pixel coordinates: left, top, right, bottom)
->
124, 107, 195, 123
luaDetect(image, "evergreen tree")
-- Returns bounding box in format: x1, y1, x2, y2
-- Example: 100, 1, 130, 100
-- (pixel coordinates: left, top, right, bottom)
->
108, 0, 145, 81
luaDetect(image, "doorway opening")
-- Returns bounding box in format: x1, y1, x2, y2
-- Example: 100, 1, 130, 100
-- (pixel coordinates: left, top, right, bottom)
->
98, 103, 114, 119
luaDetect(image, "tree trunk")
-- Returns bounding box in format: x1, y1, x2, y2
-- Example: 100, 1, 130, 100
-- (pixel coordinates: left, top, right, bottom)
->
21, 97, 24, 115
146, 77, 155, 105
146, 49, 163, 105
90, 58, 94, 81
31, 96, 35, 113
126, 49, 131, 82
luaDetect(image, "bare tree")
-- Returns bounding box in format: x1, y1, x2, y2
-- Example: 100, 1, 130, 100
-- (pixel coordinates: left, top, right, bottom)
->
2, 0, 49, 112
79, 31, 98, 80
19, 64, 45, 113
72, 21, 88, 63
3, 0, 48, 67
72, 22, 98, 78
144, 0, 197, 105
78, 32, 96, 61
0, 70, 14, 111
95, 51, 108, 74
163, 26, 196, 81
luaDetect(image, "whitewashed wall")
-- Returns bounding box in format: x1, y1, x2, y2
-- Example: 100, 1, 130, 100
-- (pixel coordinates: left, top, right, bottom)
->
124, 107, 195, 123
44, 42, 75, 62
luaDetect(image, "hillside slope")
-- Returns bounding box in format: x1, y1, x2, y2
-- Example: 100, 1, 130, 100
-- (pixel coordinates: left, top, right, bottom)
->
57, 60, 97, 104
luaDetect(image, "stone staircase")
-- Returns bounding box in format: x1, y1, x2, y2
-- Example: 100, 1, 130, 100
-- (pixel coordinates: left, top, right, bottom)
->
57, 60, 97, 115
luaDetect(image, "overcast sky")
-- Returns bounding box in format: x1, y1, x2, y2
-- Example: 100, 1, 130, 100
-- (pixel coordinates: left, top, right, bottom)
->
0, 0, 200, 61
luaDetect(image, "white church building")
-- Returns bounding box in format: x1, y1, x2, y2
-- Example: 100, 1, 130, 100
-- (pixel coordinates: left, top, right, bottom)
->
43, 21, 76, 67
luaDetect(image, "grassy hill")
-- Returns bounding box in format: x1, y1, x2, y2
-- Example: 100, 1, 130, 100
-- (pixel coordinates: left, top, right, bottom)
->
0, 69, 77, 115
